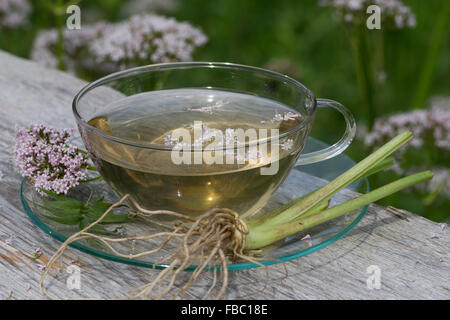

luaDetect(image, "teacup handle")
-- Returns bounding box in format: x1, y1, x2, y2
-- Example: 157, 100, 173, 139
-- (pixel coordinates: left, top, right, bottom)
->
296, 98, 356, 165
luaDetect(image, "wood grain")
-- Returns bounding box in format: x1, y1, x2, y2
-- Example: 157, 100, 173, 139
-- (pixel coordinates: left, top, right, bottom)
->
0, 51, 448, 300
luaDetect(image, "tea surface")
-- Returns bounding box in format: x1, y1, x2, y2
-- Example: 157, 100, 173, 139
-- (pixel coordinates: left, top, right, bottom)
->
87, 89, 307, 216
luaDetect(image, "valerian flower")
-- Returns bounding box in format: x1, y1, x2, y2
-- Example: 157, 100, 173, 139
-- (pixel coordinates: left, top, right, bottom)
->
14, 124, 89, 194
319, 0, 416, 29
30, 24, 108, 70
365, 98, 450, 197
0, 0, 31, 30
365, 100, 450, 152
272, 112, 302, 123
31, 14, 207, 74
301, 234, 313, 247
4, 235, 13, 245
33, 247, 43, 260
280, 139, 294, 151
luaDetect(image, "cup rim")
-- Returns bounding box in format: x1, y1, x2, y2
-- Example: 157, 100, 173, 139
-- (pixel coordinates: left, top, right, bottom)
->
72, 61, 317, 151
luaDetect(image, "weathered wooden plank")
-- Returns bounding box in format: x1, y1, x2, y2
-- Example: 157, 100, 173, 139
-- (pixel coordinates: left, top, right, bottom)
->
0, 51, 448, 300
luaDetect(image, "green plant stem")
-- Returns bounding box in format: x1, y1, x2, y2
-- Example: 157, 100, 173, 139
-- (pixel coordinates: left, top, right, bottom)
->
293, 156, 395, 221
56, 0, 65, 70
350, 26, 376, 129
263, 132, 411, 227
292, 199, 330, 220
245, 170, 433, 250
412, 1, 450, 109
247, 156, 395, 227
80, 175, 103, 183
358, 156, 394, 179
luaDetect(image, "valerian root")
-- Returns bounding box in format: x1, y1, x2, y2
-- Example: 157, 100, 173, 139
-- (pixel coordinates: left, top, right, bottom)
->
40, 194, 272, 300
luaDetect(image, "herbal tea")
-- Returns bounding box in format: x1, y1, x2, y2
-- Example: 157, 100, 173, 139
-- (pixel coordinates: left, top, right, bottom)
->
86, 89, 307, 217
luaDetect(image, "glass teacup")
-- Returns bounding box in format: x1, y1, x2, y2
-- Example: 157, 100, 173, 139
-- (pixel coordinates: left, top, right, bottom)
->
73, 62, 355, 218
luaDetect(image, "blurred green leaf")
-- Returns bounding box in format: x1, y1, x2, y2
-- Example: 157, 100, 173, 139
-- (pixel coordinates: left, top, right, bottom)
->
79, 218, 119, 235
40, 197, 84, 211
86, 197, 130, 223
422, 182, 446, 206
42, 213, 81, 225
36, 190, 130, 229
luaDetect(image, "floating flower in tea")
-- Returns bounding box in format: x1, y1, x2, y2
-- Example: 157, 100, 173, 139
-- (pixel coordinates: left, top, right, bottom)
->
84, 88, 306, 216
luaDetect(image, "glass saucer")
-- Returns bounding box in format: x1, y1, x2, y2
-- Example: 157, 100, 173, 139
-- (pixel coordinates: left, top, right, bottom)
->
20, 137, 369, 271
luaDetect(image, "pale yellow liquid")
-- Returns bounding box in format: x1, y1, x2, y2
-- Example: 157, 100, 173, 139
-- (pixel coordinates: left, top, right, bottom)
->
86, 89, 307, 217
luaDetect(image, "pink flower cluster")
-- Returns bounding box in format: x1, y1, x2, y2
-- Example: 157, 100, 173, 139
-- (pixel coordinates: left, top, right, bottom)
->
0, 0, 31, 29
365, 102, 450, 152
30, 23, 107, 70
14, 124, 89, 194
31, 14, 207, 74
365, 98, 450, 197
319, 0, 416, 28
